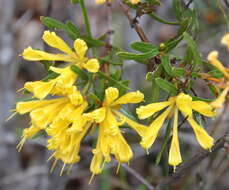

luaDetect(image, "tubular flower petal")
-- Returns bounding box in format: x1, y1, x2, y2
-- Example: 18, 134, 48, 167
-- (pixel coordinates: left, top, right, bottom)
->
136, 101, 171, 119
111, 91, 144, 106
207, 51, 229, 79
168, 108, 182, 170
22, 30, 99, 73
136, 92, 215, 169
140, 105, 173, 149
187, 118, 214, 150
191, 101, 215, 117
211, 87, 229, 108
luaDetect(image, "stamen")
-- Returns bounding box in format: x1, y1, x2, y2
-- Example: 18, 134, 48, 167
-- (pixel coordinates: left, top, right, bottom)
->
5, 112, 17, 122
116, 162, 121, 174
60, 163, 66, 176
67, 164, 73, 175
16, 138, 26, 152
89, 174, 95, 184
50, 159, 58, 173
47, 152, 56, 162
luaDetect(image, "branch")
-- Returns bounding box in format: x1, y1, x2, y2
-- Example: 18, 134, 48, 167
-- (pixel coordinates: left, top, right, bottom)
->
155, 130, 229, 190
122, 163, 155, 190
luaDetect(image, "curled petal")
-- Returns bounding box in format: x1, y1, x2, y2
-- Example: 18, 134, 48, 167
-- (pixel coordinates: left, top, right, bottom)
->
191, 101, 215, 117
112, 91, 144, 106
42, 30, 74, 56
74, 39, 88, 59
136, 101, 171, 119
83, 107, 106, 123
104, 87, 119, 105
90, 149, 104, 175
187, 118, 214, 150
83, 59, 100, 73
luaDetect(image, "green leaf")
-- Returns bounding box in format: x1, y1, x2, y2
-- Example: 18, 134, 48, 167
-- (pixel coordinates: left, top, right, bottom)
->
130, 42, 158, 53
161, 55, 184, 77
117, 49, 159, 61
97, 71, 130, 90
42, 71, 60, 82
155, 77, 177, 95
40, 16, 65, 29
184, 32, 202, 69
70, 65, 89, 81
149, 12, 180, 25
82, 36, 105, 47
172, 0, 183, 20
65, 21, 81, 40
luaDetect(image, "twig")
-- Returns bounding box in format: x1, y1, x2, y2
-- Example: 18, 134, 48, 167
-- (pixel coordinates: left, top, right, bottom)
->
118, 0, 149, 42
122, 164, 155, 190
155, 130, 229, 190
224, 0, 229, 8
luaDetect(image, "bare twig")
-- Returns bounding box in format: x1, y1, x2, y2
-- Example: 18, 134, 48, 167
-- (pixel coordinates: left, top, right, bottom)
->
118, 0, 149, 42
122, 164, 155, 190
155, 130, 229, 190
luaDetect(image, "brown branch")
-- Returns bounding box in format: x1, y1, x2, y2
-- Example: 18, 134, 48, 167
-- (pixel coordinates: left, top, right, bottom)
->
118, 1, 157, 71
155, 130, 229, 190
122, 163, 155, 190
118, 0, 149, 42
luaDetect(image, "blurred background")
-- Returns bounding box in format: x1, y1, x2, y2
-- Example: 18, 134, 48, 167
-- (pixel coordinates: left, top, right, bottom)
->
0, 0, 229, 189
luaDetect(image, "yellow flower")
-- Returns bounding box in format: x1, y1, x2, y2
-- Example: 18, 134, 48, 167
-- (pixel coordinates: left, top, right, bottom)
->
16, 89, 84, 151
22, 31, 99, 73
84, 87, 147, 176
21, 30, 99, 100
95, 0, 140, 4
136, 93, 215, 170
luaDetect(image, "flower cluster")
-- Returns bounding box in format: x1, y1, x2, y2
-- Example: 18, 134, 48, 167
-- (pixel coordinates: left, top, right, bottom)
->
15, 29, 218, 178
207, 33, 229, 108
16, 30, 149, 177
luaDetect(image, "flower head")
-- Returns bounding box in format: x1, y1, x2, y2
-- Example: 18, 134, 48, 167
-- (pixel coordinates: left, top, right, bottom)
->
136, 93, 215, 170
83, 87, 147, 176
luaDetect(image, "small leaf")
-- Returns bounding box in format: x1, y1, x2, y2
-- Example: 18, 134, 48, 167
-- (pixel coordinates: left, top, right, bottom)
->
117, 49, 159, 60
155, 77, 177, 95
82, 36, 105, 47
70, 65, 89, 81
184, 32, 202, 69
97, 71, 130, 90
40, 16, 65, 29
131, 42, 158, 52
149, 12, 180, 25
65, 21, 81, 40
